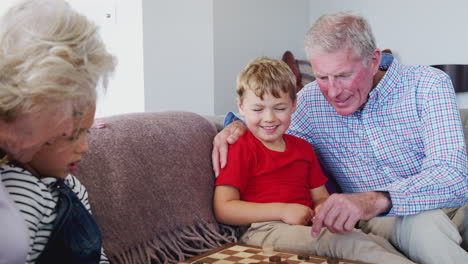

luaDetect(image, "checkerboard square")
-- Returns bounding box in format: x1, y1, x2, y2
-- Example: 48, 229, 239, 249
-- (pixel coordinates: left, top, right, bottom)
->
220, 249, 237, 255
233, 252, 254, 258
244, 248, 262, 254
224, 256, 243, 262
249, 254, 268, 260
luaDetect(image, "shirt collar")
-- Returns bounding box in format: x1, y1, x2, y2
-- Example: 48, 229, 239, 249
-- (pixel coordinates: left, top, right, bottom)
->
369, 53, 401, 103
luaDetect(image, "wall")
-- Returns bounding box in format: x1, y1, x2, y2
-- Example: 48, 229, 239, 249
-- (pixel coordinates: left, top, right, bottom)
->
213, 0, 310, 114
141, 0, 310, 115
0, 0, 15, 15
69, 0, 145, 118
0, 0, 145, 118
308, 0, 468, 108
142, 0, 215, 115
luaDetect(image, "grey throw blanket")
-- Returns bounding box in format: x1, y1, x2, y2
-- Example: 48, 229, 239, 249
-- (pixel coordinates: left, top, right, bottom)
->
75, 111, 237, 263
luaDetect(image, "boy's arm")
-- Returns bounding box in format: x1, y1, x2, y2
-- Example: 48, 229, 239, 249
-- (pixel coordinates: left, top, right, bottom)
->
214, 185, 313, 226
310, 185, 329, 212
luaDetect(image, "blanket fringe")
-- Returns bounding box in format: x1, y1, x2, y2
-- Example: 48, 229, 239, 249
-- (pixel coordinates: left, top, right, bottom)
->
109, 222, 238, 264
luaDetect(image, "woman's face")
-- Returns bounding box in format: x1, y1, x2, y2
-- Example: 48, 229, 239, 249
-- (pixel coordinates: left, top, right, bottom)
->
4, 102, 74, 163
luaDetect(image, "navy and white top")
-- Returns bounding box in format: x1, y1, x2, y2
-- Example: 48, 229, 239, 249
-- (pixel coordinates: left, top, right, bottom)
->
0, 163, 109, 264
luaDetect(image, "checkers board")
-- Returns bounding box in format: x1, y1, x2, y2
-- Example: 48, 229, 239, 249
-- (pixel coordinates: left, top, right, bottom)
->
185, 243, 368, 264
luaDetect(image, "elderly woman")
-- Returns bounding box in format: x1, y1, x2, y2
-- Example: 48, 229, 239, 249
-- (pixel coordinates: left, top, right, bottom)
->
0, 0, 115, 263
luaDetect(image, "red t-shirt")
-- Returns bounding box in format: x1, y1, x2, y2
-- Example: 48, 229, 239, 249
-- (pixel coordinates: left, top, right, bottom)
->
216, 130, 327, 208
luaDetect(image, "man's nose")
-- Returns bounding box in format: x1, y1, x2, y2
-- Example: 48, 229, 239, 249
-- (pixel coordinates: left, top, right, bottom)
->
327, 78, 342, 98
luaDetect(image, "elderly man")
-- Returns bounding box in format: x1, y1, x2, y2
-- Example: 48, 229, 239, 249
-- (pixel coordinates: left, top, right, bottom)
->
212, 12, 468, 264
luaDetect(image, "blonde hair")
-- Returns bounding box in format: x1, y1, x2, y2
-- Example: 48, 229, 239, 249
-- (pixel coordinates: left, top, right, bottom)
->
304, 12, 376, 65
0, 0, 116, 121
237, 57, 296, 103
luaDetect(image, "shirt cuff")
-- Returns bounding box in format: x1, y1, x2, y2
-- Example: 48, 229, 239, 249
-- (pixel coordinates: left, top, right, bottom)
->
223, 112, 244, 127
374, 188, 395, 217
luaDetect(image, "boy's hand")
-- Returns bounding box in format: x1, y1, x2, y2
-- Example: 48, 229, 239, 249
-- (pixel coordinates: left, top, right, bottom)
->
280, 203, 314, 226
212, 120, 247, 176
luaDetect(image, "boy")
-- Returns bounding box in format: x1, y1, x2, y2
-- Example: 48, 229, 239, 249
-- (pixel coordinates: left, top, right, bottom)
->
1, 104, 109, 264
214, 57, 413, 264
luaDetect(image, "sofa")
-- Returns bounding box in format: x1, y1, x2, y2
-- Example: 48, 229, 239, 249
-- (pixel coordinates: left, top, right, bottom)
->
75, 109, 468, 264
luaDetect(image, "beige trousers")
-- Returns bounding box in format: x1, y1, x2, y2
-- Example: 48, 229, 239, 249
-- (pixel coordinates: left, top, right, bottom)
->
359, 203, 468, 264
240, 221, 414, 264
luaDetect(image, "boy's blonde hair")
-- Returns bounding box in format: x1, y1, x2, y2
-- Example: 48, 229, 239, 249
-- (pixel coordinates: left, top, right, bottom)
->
0, 0, 116, 121
237, 57, 296, 103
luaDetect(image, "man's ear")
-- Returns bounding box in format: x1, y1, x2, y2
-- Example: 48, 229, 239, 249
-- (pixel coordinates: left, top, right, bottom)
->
370, 48, 382, 74
237, 97, 245, 117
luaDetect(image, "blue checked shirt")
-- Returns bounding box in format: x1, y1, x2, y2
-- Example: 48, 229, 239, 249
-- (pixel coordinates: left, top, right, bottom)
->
289, 54, 468, 216
225, 54, 468, 216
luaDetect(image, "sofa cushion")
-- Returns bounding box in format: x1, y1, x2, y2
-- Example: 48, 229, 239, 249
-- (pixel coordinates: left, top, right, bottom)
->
75, 111, 237, 263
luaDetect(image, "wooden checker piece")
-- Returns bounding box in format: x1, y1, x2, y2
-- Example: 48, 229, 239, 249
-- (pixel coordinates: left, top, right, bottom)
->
186, 243, 370, 264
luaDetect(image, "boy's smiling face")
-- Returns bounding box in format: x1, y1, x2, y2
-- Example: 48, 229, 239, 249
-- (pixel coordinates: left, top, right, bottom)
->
238, 89, 296, 151
27, 105, 96, 179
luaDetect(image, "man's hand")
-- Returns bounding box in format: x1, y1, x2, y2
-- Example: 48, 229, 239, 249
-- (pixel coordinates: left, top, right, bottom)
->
212, 120, 247, 176
311, 191, 391, 237
281, 203, 314, 226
